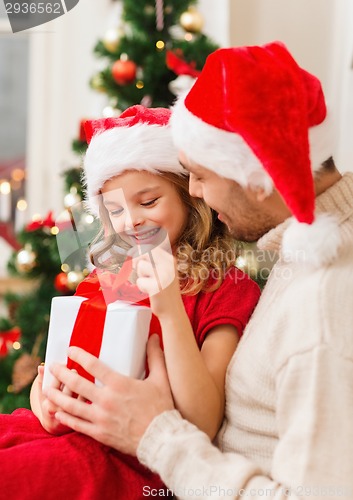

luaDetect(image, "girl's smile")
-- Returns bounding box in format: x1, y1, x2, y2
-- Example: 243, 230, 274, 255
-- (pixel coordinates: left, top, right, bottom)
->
101, 170, 188, 251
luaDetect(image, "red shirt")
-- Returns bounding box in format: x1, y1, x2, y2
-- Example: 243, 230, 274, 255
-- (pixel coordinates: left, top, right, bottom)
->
75, 265, 260, 351
181, 266, 260, 348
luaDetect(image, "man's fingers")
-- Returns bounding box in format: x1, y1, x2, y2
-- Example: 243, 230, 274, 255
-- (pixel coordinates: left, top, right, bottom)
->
54, 410, 96, 437
48, 361, 98, 402
63, 347, 130, 390
61, 369, 77, 396
68, 347, 124, 386
46, 386, 95, 420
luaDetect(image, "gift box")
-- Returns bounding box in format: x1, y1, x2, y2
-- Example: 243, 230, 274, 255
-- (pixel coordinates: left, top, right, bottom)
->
43, 295, 152, 390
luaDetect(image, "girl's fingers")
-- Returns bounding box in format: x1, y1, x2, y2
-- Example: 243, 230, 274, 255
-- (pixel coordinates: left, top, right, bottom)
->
136, 276, 160, 296
136, 258, 154, 278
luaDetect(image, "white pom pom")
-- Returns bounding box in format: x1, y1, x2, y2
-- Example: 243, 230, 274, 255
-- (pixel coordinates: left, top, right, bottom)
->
282, 214, 341, 268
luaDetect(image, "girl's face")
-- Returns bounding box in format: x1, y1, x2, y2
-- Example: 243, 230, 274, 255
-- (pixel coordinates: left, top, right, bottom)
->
101, 170, 188, 249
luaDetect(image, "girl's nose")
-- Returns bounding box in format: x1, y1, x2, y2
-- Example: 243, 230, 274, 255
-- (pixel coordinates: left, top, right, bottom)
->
124, 208, 144, 230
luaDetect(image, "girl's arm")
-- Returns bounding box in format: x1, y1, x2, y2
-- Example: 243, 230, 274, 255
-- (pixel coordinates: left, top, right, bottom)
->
158, 301, 238, 440
136, 249, 239, 440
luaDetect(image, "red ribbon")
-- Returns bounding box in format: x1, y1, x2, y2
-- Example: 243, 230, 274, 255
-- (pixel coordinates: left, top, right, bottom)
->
0, 327, 21, 357
67, 258, 161, 381
25, 211, 56, 232
166, 50, 201, 78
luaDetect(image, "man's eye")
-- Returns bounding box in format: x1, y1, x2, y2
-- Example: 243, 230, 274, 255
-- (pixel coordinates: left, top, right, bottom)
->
141, 198, 158, 207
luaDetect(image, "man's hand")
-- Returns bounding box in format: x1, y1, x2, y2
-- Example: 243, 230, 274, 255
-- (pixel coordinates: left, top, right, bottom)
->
45, 335, 175, 455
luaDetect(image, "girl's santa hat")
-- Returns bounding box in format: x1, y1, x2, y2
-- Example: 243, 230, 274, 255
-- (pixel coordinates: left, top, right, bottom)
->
171, 41, 340, 267
83, 105, 184, 215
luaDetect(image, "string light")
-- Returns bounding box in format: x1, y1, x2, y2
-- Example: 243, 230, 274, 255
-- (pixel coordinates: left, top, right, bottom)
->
17, 199, 27, 211
0, 181, 10, 195
156, 40, 165, 50
236, 256, 247, 269
84, 214, 94, 224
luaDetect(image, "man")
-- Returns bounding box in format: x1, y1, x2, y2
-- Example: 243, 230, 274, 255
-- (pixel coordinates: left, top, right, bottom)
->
47, 42, 353, 498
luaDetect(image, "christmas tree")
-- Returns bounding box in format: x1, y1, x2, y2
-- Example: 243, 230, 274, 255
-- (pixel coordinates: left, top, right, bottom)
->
0, 0, 220, 412
93, 0, 217, 107
73, 0, 218, 152
0, 169, 99, 413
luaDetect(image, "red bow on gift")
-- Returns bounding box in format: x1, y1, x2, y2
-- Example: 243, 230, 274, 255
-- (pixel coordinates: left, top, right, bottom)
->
67, 257, 161, 382
0, 327, 21, 357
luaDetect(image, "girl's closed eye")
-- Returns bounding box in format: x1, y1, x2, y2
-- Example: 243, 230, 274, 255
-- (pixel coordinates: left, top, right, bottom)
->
141, 197, 159, 207
109, 206, 124, 217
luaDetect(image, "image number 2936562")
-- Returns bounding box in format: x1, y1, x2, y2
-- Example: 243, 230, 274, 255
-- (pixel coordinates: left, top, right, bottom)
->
4, 0, 80, 33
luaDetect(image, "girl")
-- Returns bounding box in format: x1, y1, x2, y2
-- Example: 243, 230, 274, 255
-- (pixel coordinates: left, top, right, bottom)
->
1, 105, 260, 499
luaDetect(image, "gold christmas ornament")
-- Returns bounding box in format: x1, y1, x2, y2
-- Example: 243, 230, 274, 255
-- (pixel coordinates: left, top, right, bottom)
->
180, 7, 204, 33
90, 74, 106, 93
66, 270, 85, 291
144, 5, 155, 15
102, 27, 122, 53
15, 244, 37, 273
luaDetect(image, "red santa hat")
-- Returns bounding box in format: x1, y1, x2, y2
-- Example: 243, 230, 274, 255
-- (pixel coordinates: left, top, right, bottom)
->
171, 41, 340, 267
83, 105, 184, 215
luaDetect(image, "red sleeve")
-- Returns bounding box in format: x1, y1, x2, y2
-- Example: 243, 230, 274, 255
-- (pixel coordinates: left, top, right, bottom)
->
182, 267, 261, 349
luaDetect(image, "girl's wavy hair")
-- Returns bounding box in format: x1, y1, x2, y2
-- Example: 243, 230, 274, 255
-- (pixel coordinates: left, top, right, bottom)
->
90, 171, 239, 295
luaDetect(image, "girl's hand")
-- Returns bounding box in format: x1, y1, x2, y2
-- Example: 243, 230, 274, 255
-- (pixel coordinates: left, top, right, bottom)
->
135, 245, 182, 318
36, 364, 73, 435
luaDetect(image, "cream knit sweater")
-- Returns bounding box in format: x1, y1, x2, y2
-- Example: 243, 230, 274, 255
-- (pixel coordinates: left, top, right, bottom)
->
137, 173, 353, 500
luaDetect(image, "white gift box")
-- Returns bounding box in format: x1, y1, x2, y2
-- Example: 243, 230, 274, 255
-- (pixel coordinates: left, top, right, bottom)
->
43, 296, 151, 390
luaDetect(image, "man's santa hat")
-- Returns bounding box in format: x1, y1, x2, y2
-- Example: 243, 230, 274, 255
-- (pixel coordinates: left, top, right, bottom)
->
171, 41, 340, 267
83, 105, 184, 215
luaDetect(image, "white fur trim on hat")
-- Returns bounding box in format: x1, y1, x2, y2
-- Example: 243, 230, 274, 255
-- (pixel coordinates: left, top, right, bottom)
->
281, 214, 341, 268
84, 122, 183, 215
171, 95, 274, 194
171, 94, 335, 189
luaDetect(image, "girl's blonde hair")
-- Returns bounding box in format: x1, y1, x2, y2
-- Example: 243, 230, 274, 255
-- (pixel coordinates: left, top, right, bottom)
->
90, 172, 238, 295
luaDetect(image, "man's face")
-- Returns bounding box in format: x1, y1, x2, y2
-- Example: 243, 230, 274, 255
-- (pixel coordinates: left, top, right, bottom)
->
179, 152, 288, 242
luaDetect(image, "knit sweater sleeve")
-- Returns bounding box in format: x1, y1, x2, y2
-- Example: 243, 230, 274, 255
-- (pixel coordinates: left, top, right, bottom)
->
137, 345, 353, 499
137, 411, 292, 499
